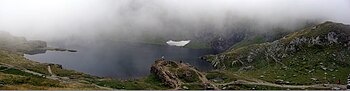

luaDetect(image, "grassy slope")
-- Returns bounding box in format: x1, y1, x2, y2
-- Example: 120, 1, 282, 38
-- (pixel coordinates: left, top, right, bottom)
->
206, 21, 350, 85
93, 74, 170, 90
0, 51, 100, 89
239, 45, 350, 85
229, 35, 266, 50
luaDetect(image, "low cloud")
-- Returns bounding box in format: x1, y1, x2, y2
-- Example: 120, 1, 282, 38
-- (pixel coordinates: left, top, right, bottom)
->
0, 0, 349, 41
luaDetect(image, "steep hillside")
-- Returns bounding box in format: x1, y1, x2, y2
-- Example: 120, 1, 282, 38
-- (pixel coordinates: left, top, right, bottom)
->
206, 21, 350, 85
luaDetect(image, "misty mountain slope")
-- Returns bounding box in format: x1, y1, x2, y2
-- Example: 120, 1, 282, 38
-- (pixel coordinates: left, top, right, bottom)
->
216, 22, 317, 53
0, 31, 47, 54
205, 21, 350, 85
134, 22, 312, 52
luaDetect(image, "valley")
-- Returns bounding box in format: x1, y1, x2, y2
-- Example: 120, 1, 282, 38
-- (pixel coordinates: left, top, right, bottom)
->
0, 21, 349, 90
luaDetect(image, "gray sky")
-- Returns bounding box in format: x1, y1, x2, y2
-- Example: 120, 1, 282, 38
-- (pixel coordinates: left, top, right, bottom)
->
0, 0, 349, 40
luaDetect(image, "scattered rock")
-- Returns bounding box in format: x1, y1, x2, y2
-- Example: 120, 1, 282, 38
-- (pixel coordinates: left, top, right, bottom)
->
182, 86, 189, 90
275, 79, 284, 84
211, 77, 224, 82
311, 78, 318, 81
260, 75, 265, 78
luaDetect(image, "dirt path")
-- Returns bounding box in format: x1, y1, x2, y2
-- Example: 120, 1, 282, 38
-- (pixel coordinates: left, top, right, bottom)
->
189, 66, 219, 90
47, 65, 54, 76
217, 80, 346, 89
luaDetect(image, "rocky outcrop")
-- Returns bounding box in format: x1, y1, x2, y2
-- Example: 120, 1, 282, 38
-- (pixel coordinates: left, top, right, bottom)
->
150, 59, 218, 89
150, 60, 181, 88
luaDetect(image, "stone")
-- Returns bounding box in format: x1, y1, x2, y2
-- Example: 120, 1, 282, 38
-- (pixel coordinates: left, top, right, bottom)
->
260, 75, 265, 78
182, 86, 189, 90
327, 32, 338, 44
311, 78, 317, 81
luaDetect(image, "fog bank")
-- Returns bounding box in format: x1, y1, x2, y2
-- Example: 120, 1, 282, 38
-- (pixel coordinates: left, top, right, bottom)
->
0, 0, 349, 41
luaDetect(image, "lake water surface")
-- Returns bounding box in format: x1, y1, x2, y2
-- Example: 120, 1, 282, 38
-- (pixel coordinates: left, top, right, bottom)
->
24, 40, 215, 79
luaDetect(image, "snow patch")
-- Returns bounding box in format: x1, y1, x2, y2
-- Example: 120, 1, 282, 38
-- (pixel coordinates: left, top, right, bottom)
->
166, 40, 191, 47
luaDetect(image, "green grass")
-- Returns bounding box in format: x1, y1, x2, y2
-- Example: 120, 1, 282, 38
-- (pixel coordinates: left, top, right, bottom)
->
181, 83, 206, 90
94, 74, 170, 90
50, 65, 84, 77
0, 51, 51, 75
220, 84, 330, 90
143, 74, 170, 89
0, 72, 62, 87
95, 80, 132, 89
0, 67, 39, 77
206, 21, 350, 86
206, 71, 237, 83
185, 41, 211, 49
0, 66, 62, 87
221, 84, 285, 90
230, 35, 266, 50
236, 45, 350, 85
176, 68, 201, 83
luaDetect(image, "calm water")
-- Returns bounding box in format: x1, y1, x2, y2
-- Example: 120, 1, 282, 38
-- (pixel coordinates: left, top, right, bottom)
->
24, 40, 214, 79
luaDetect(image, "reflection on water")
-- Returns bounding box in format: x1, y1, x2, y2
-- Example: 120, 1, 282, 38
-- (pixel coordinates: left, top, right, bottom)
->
25, 40, 215, 79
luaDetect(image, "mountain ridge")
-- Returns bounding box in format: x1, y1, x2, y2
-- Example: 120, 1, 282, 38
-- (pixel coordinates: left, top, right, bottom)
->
205, 21, 350, 85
